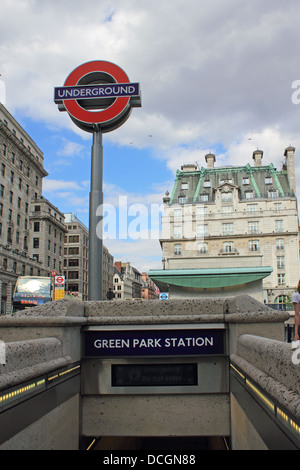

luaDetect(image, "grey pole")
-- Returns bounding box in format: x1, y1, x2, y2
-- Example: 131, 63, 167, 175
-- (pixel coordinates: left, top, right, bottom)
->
88, 127, 103, 300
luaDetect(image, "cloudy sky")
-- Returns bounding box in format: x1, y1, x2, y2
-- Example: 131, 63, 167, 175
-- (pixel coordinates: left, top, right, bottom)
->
1, 0, 300, 272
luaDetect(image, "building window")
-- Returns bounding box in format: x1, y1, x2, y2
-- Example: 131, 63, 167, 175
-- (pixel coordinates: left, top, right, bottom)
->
33, 222, 40, 232
200, 193, 209, 201
277, 256, 285, 269
222, 206, 232, 215
174, 226, 182, 238
223, 241, 234, 253
197, 224, 208, 237
1, 163, 5, 177
10, 171, 14, 183
33, 238, 39, 248
0, 185, 4, 198
278, 273, 286, 285
181, 182, 188, 190
276, 239, 284, 251
268, 190, 278, 199
174, 244, 182, 255
248, 221, 259, 234
2, 144, 6, 157
247, 204, 257, 213
222, 223, 233, 235
242, 177, 249, 185
265, 177, 272, 184
198, 242, 208, 254
274, 203, 282, 213
9, 191, 13, 204
203, 180, 211, 188
178, 197, 186, 204
245, 191, 254, 199
249, 240, 259, 252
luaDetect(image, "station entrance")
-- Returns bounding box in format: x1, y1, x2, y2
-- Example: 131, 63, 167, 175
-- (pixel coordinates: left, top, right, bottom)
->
89, 436, 230, 451
81, 324, 230, 447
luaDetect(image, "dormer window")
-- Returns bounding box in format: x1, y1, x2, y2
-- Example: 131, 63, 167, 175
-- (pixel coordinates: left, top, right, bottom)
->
181, 182, 189, 190
203, 180, 211, 188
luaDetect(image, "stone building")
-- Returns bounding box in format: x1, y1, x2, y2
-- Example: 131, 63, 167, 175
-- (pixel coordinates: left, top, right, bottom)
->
141, 272, 158, 300
150, 148, 300, 303
30, 196, 66, 276
64, 213, 114, 300
113, 261, 142, 299
0, 103, 50, 313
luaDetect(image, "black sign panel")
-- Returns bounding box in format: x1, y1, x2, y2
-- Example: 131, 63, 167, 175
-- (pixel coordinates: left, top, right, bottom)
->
111, 363, 198, 387
84, 328, 225, 357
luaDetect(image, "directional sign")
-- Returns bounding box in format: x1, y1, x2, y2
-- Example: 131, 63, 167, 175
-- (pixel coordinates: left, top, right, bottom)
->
54, 60, 141, 133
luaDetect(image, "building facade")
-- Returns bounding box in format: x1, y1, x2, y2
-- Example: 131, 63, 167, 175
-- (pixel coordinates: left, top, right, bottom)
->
64, 213, 89, 301
157, 148, 300, 303
141, 272, 158, 300
64, 213, 114, 300
113, 261, 142, 299
0, 103, 50, 314
29, 196, 66, 276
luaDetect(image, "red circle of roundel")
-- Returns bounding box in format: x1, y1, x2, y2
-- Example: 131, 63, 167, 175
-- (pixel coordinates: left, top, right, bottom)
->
63, 61, 130, 124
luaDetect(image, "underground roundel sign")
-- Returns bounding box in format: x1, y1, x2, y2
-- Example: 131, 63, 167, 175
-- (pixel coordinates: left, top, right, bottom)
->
54, 61, 141, 133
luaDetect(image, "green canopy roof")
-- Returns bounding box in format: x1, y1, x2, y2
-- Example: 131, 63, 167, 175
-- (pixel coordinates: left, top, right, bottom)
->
148, 267, 272, 290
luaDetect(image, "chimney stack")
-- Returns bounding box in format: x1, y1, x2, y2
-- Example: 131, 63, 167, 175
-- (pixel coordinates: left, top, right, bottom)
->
252, 149, 263, 167
205, 153, 216, 169
284, 146, 296, 194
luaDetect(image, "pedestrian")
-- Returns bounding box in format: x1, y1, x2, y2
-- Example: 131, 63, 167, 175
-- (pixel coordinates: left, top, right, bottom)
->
292, 281, 300, 347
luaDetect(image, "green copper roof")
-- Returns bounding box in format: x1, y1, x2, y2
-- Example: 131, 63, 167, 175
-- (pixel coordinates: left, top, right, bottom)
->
168, 163, 294, 206
148, 267, 272, 289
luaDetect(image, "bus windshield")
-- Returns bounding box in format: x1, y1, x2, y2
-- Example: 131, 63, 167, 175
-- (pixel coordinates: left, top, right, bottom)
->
12, 276, 52, 312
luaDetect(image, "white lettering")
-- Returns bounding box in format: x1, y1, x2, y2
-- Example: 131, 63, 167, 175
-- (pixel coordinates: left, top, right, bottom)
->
292, 80, 300, 104
164, 336, 214, 348
94, 338, 130, 349
132, 338, 162, 348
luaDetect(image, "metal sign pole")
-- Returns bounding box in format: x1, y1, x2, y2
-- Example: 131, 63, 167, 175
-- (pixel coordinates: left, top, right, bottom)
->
54, 61, 141, 301
88, 127, 103, 300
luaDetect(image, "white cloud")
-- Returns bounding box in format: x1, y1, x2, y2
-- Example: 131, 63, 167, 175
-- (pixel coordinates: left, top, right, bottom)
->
42, 179, 82, 191
2, 0, 300, 270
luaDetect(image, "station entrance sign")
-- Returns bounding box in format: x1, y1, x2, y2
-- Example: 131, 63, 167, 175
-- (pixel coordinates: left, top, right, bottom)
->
54, 60, 141, 133
54, 61, 141, 300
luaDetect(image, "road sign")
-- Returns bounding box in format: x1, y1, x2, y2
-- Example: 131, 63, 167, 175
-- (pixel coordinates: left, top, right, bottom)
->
159, 293, 169, 300
51, 270, 57, 277
54, 60, 141, 133
55, 276, 65, 286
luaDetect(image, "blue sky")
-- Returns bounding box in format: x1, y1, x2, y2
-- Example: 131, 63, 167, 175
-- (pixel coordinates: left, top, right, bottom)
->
1, 0, 300, 272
